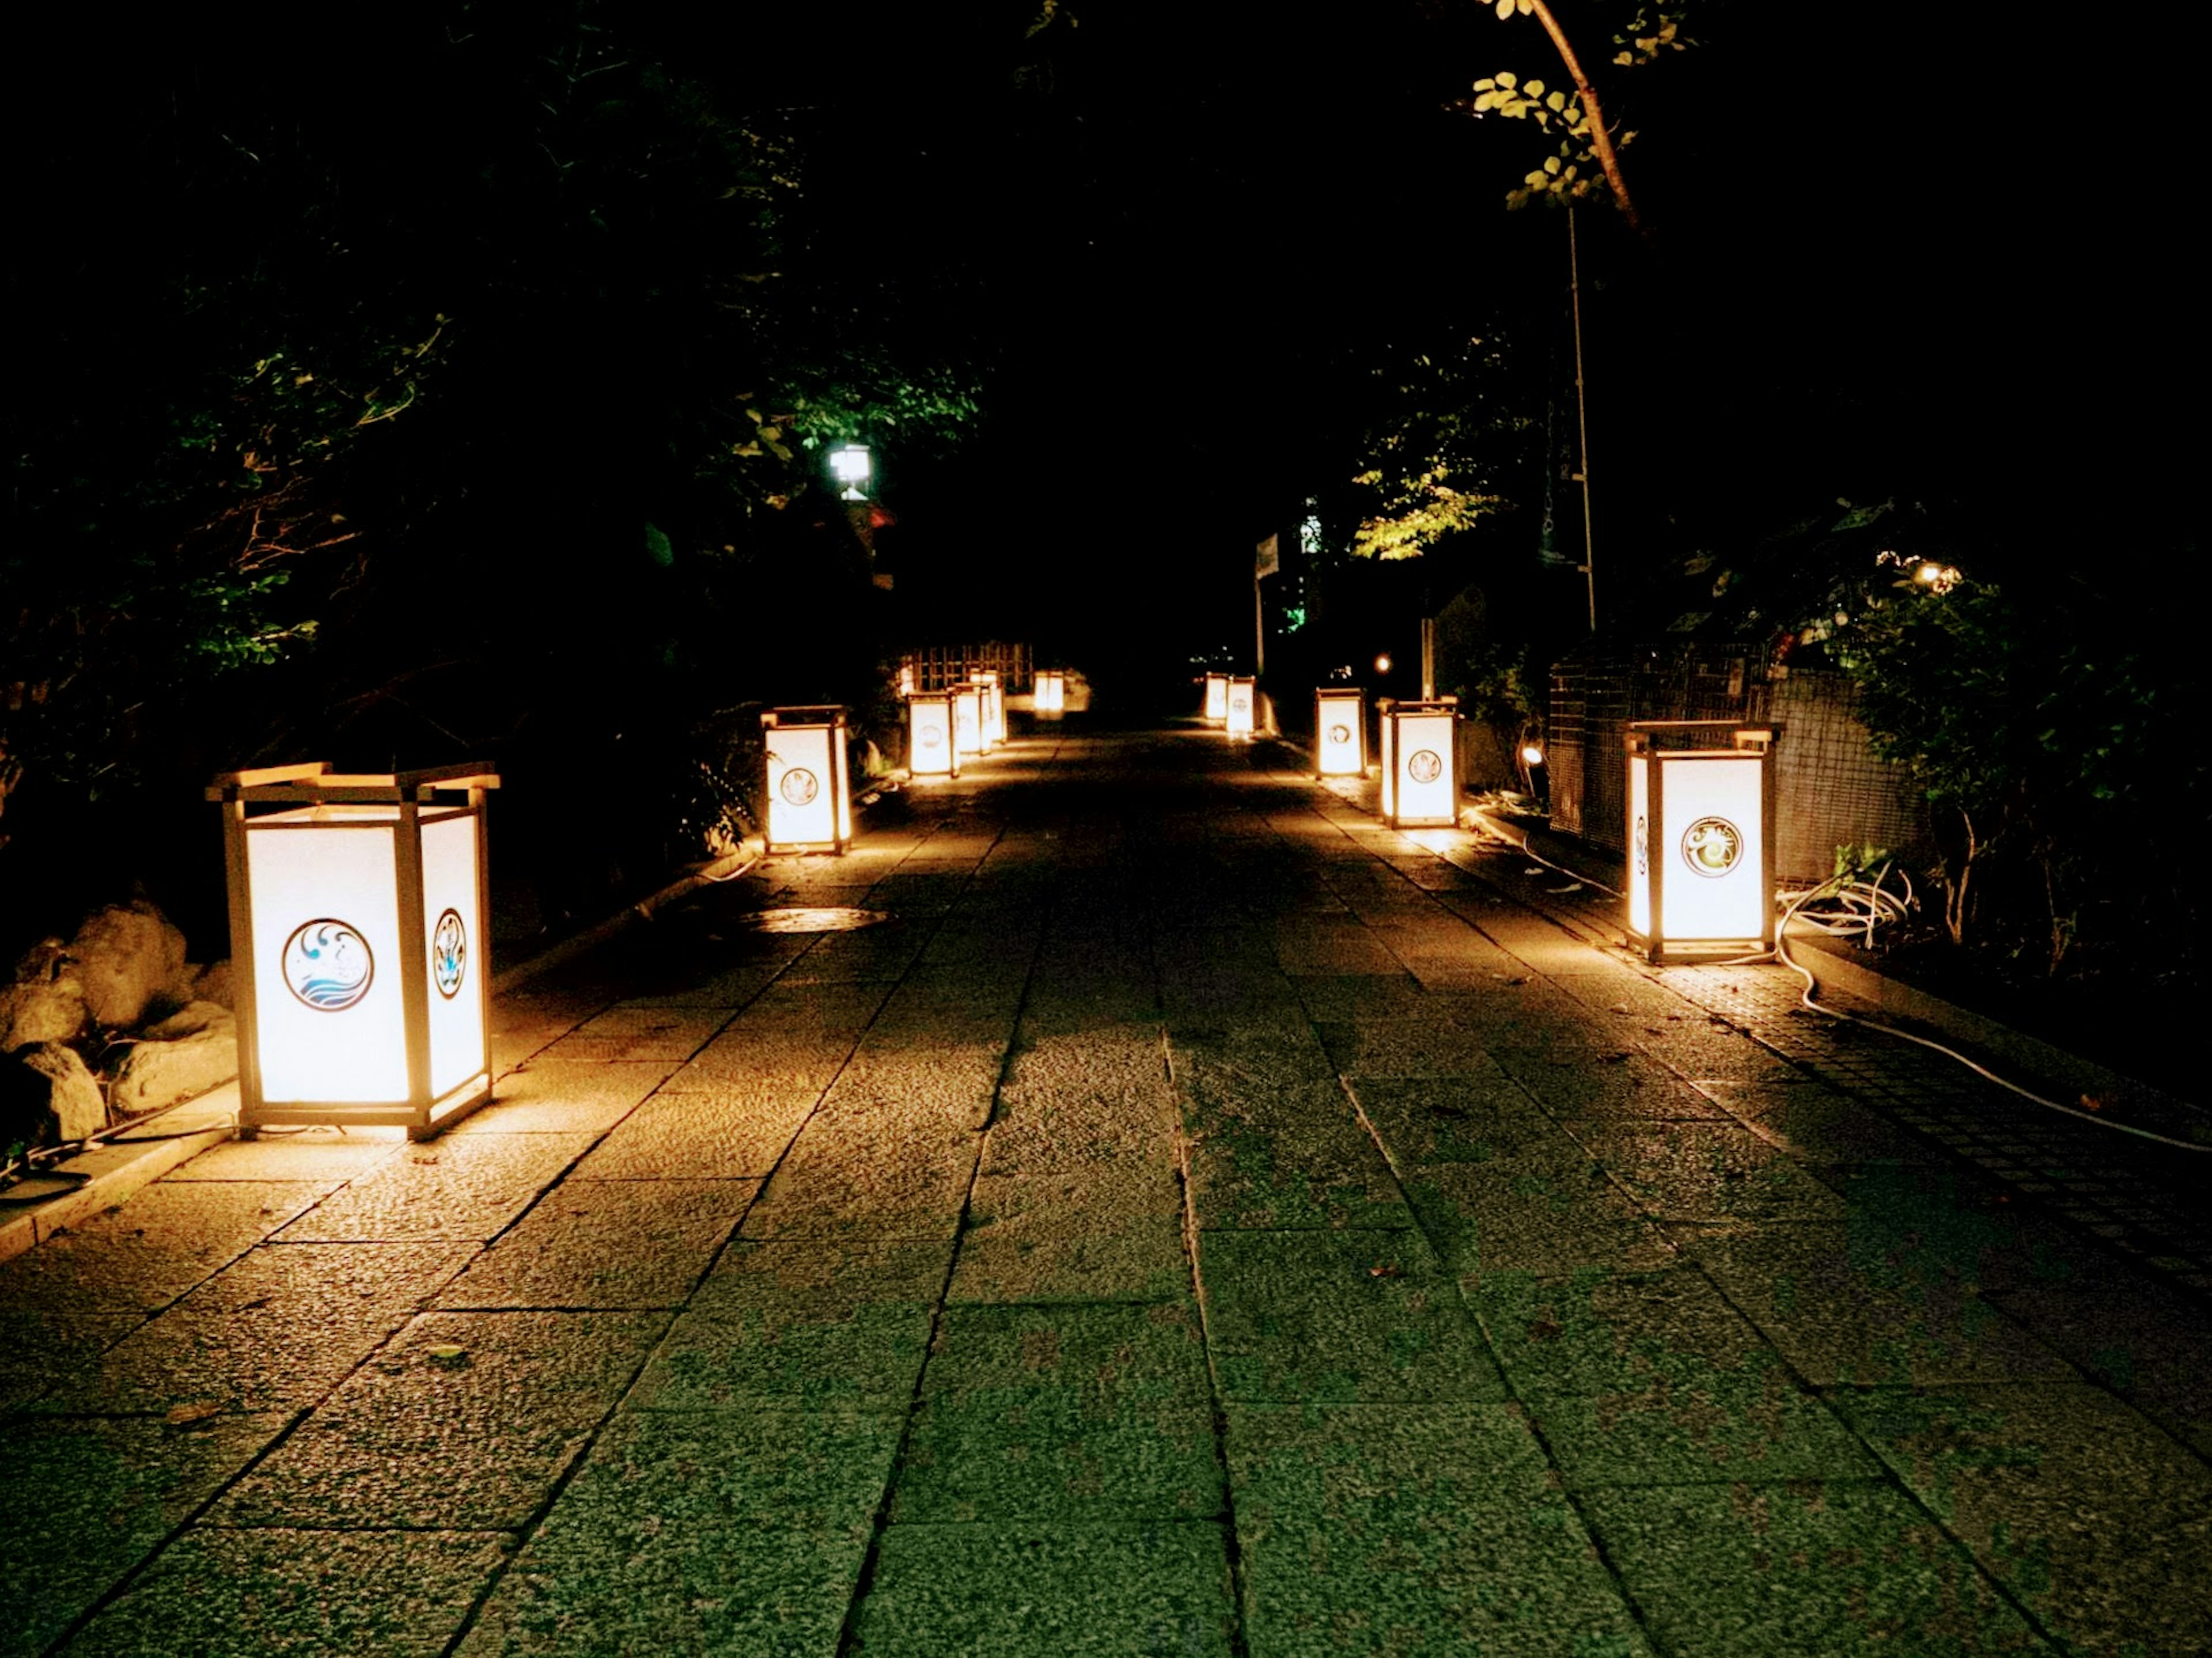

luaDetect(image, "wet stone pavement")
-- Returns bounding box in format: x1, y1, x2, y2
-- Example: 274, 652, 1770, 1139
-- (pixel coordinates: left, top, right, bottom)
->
6, 723, 2208, 1657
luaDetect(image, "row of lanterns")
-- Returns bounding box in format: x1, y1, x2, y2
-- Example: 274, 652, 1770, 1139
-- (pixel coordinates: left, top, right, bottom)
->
212, 678, 1771, 1142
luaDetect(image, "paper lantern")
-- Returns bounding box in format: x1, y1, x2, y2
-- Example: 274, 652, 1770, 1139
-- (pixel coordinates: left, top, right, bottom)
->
1626, 722, 1776, 961
952, 684, 984, 758
1225, 676, 1256, 739
209, 762, 498, 1141
1315, 687, 1366, 777
1034, 670, 1066, 716
907, 690, 959, 778
1377, 698, 1460, 828
975, 671, 1006, 748
762, 706, 853, 854
1203, 673, 1229, 722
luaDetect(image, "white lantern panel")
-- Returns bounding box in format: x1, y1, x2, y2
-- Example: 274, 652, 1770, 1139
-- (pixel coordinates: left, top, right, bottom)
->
953, 688, 983, 757
1627, 755, 1653, 940
1658, 754, 1766, 942
1204, 674, 1228, 720
1316, 692, 1363, 776
1036, 671, 1065, 714
421, 809, 486, 1099
767, 723, 839, 846
910, 698, 955, 775
247, 820, 409, 1103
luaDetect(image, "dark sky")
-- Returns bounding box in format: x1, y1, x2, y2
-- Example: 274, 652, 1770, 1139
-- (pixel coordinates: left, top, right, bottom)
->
28, 1, 2196, 680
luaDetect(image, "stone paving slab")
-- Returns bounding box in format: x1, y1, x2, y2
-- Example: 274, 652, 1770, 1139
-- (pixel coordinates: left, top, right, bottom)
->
892, 1302, 1220, 1524
1224, 1402, 1655, 1657
1196, 1228, 1503, 1404
31, 1240, 475, 1416
1831, 1382, 2212, 1657
569, 1084, 818, 1179
1400, 1159, 1678, 1281
436, 1178, 756, 1308
1580, 1480, 2058, 1657
209, 1309, 668, 1529
65, 1526, 513, 1658
455, 1406, 899, 1657
453, 1059, 672, 1135
8, 1411, 287, 1657
275, 1134, 596, 1243
0, 1181, 328, 1314
848, 1521, 1238, 1657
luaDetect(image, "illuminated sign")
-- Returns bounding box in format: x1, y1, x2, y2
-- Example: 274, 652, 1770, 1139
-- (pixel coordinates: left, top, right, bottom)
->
1378, 699, 1459, 828
1315, 688, 1366, 778
210, 762, 498, 1140
907, 691, 959, 777
763, 706, 854, 853
1624, 724, 1775, 961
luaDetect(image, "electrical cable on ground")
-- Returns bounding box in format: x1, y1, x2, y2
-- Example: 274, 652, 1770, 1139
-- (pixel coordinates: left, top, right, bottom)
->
1464, 804, 2210, 1154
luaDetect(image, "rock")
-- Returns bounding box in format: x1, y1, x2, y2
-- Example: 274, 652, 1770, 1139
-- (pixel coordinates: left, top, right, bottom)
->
14, 1041, 107, 1141
1, 1053, 56, 1155
143, 1000, 233, 1042
69, 900, 188, 1031
112, 1022, 238, 1118
0, 968, 90, 1043
190, 960, 236, 1011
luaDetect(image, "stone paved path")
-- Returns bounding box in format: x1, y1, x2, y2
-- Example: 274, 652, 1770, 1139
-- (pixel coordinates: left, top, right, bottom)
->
6, 724, 2208, 1657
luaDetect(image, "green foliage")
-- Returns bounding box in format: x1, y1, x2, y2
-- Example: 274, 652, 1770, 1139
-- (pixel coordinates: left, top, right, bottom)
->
1347, 336, 1529, 561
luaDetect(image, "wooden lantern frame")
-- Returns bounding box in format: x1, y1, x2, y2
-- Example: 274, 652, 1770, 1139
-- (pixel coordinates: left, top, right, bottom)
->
210, 762, 498, 1141
1624, 721, 1778, 962
907, 690, 960, 777
762, 705, 853, 854
1377, 697, 1461, 828
1314, 687, 1367, 777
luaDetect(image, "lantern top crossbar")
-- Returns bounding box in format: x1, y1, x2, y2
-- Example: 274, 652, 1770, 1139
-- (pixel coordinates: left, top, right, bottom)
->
207, 761, 501, 806
1625, 722, 1772, 753
761, 707, 847, 726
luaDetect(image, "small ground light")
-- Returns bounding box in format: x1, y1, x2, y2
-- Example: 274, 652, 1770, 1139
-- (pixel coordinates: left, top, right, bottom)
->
830, 443, 871, 500
1521, 743, 1546, 767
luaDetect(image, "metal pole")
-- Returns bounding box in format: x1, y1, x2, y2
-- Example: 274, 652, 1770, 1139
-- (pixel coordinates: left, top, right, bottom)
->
1254, 577, 1266, 676
1569, 206, 1597, 633
1420, 617, 1437, 700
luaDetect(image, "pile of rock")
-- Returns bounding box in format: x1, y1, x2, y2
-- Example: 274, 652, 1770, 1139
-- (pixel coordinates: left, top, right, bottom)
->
1, 900, 237, 1159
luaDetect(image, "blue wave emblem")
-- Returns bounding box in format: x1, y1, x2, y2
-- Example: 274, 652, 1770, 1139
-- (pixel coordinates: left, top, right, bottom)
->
282, 919, 374, 1012
433, 909, 467, 999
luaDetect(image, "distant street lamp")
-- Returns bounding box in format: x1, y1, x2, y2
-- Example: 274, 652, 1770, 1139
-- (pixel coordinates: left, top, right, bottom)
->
830, 442, 872, 501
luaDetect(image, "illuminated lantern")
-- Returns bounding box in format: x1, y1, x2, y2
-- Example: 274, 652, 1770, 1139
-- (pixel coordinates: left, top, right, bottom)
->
1225, 675, 1257, 739
1377, 698, 1460, 828
1034, 669, 1066, 716
975, 670, 1006, 748
1625, 722, 1776, 962
952, 684, 984, 758
209, 762, 498, 1141
762, 706, 853, 854
1314, 687, 1366, 777
907, 690, 959, 778
1203, 673, 1229, 722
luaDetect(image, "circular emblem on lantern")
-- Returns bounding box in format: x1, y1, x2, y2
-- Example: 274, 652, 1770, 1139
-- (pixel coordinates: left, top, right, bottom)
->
282, 919, 374, 1012
1407, 749, 1443, 784
1634, 814, 1649, 877
780, 767, 820, 806
1230, 693, 1249, 713
1681, 816, 1743, 878
1328, 724, 1351, 746
432, 908, 467, 999
919, 725, 943, 749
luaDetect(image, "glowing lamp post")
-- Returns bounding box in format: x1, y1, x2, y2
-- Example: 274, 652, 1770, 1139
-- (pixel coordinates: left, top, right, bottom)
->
830, 442, 872, 500
762, 706, 853, 854
1203, 673, 1229, 722
1034, 669, 1066, 717
952, 683, 985, 758
1377, 698, 1460, 828
209, 762, 498, 1141
1225, 675, 1257, 740
1315, 687, 1366, 777
1625, 722, 1776, 962
907, 690, 959, 778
